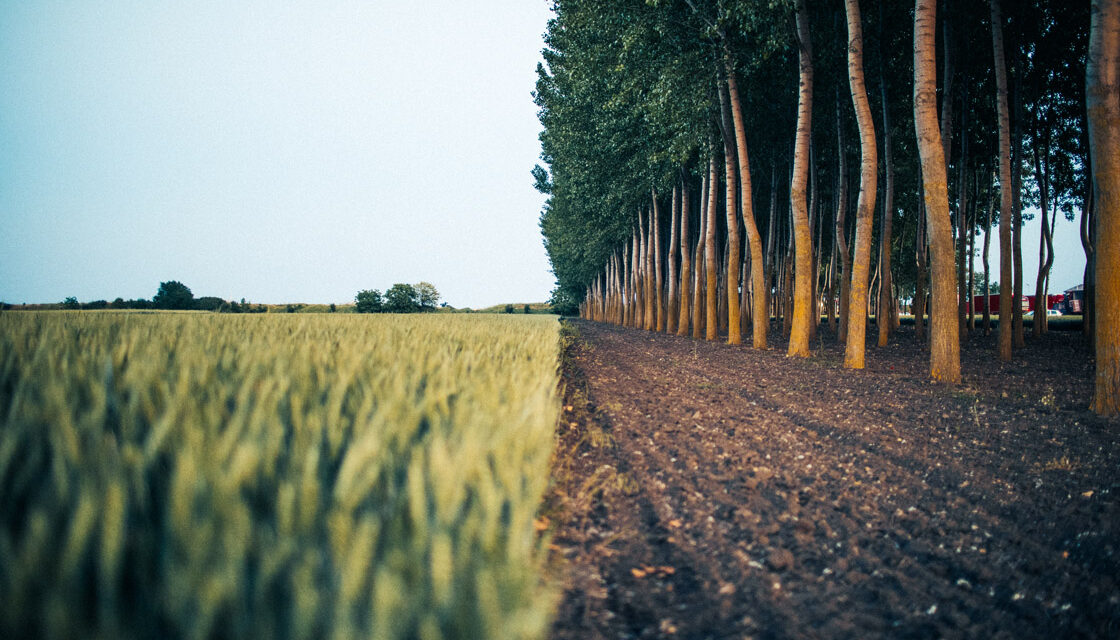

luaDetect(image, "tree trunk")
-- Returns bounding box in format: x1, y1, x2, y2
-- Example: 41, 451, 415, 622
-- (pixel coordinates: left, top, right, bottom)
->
835, 97, 852, 344
1012, 70, 1026, 348
915, 0, 962, 382
724, 51, 769, 349
718, 78, 743, 345
1033, 139, 1051, 338
694, 168, 709, 339
705, 150, 720, 341
915, 197, 928, 341
667, 184, 680, 334
843, 0, 878, 370
878, 32, 895, 348
789, 0, 814, 357
653, 190, 664, 332
1087, 0, 1120, 415
993, 0, 1014, 362
678, 174, 693, 336
957, 86, 970, 335
810, 142, 822, 343
983, 179, 993, 335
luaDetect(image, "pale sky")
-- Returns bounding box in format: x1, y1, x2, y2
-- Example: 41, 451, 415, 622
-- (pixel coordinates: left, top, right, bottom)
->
0, 1, 556, 308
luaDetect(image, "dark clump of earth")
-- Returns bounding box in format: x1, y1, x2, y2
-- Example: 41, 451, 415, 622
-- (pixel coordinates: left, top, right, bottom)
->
544, 319, 1119, 639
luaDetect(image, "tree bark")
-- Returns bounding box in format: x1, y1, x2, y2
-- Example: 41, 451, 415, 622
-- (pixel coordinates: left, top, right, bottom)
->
957, 86, 970, 335
694, 168, 709, 339
1087, 0, 1120, 415
878, 30, 895, 348
992, 0, 1014, 362
724, 51, 769, 349
983, 178, 993, 335
789, 0, 814, 357
705, 150, 720, 341
835, 97, 852, 344
678, 175, 693, 337
718, 78, 743, 345
843, 0, 878, 370
1033, 137, 1051, 338
667, 184, 680, 334
653, 190, 664, 332
915, 0, 962, 382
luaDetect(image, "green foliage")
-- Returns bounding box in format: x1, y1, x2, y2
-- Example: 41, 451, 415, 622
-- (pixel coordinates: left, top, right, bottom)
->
385, 284, 419, 313
153, 281, 194, 310
62, 296, 79, 310
505, 304, 514, 314
414, 282, 440, 312
0, 312, 562, 639
355, 289, 384, 313
194, 296, 225, 311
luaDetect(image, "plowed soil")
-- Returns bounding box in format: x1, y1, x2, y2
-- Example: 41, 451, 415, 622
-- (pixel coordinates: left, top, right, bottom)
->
545, 319, 1119, 639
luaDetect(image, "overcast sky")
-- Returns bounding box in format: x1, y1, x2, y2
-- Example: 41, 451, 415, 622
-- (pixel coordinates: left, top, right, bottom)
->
0, 1, 556, 308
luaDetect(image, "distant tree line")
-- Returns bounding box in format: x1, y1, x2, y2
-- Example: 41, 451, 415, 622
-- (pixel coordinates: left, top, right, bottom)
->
43, 281, 270, 313
355, 282, 440, 313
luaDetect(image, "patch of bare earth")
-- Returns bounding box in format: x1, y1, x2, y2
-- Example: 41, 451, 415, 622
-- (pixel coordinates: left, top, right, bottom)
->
544, 319, 1119, 639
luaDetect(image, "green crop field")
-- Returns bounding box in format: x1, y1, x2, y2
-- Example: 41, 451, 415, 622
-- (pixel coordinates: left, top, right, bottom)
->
0, 311, 562, 639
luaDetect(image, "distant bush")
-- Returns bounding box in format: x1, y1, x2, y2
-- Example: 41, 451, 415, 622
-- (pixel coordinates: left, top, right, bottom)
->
505, 304, 514, 314
355, 289, 383, 313
63, 297, 80, 310
153, 281, 194, 310
194, 296, 225, 312
385, 284, 419, 313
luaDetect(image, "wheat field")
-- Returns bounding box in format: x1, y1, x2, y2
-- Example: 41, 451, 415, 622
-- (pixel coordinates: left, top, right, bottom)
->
0, 311, 562, 640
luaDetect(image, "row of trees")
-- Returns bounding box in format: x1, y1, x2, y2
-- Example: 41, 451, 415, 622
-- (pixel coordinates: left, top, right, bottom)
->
534, 0, 1117, 415
355, 283, 441, 314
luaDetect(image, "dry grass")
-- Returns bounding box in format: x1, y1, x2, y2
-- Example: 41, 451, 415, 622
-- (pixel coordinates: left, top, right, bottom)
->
0, 311, 562, 639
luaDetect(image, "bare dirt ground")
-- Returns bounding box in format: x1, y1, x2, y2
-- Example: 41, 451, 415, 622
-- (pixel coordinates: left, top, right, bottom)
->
544, 319, 1119, 639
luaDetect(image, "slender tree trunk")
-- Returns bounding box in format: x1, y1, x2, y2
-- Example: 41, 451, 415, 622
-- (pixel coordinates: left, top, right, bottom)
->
835, 98, 852, 343
878, 38, 895, 348
1033, 140, 1051, 338
810, 142, 822, 343
957, 86, 970, 335
653, 189, 665, 332
667, 185, 680, 334
694, 168, 709, 339
1087, 0, 1120, 415
993, 0, 1014, 361
968, 191, 976, 331
679, 174, 693, 336
705, 150, 720, 341
718, 79, 743, 345
843, 0, 878, 369
983, 179, 993, 334
1012, 71, 1026, 348
724, 51, 769, 348
915, 197, 928, 341
915, 0, 962, 382
788, 0, 814, 356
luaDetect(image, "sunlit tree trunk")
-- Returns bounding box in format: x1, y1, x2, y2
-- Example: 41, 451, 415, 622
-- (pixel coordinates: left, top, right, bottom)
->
992, 0, 1014, 362
705, 151, 720, 341
667, 184, 680, 334
789, 0, 814, 357
1087, 0, 1120, 415
725, 54, 769, 349
694, 168, 709, 339
679, 174, 693, 336
915, 0, 961, 382
717, 79, 743, 345
843, 0, 878, 369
